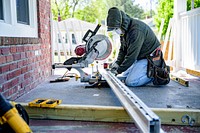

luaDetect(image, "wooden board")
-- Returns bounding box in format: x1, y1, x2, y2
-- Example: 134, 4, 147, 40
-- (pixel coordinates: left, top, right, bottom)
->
20, 103, 200, 126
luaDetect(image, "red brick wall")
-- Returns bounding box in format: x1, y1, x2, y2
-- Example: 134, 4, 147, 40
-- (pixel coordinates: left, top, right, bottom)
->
0, 0, 52, 100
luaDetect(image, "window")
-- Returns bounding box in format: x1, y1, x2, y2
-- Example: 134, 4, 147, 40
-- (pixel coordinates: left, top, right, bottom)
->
0, 0, 37, 37
0, 0, 3, 20
16, 0, 29, 25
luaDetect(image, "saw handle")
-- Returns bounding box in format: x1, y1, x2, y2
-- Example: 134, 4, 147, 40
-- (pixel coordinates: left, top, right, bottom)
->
82, 24, 101, 43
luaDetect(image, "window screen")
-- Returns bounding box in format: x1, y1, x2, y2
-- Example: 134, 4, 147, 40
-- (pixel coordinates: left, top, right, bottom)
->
0, 0, 3, 20
16, 0, 29, 25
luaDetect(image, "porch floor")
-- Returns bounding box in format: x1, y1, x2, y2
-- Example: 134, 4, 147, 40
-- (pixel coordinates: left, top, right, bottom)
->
16, 68, 200, 109
15, 68, 200, 132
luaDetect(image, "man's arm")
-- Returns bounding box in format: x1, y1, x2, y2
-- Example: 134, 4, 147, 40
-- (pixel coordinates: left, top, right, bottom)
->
115, 43, 126, 66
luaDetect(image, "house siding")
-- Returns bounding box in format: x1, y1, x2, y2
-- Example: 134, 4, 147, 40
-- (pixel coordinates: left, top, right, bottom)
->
0, 0, 52, 100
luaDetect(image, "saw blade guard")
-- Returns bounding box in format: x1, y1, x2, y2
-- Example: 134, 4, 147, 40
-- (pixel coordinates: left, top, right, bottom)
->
86, 34, 112, 60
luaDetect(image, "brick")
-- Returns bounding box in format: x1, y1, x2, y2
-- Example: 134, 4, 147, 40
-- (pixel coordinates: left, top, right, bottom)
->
0, 64, 10, 74
7, 72, 15, 80
27, 65, 32, 71
24, 45, 29, 51
12, 38, 17, 44
25, 51, 30, 58
17, 46, 24, 52
18, 75, 24, 83
13, 86, 19, 93
13, 53, 21, 61
3, 81, 12, 91
9, 63, 18, 71
11, 78, 19, 86
10, 46, 17, 53
14, 69, 21, 77
26, 51, 33, 58
21, 52, 26, 59
28, 58, 33, 64
21, 66, 28, 74
1, 47, 10, 55
6, 55, 13, 62
28, 46, 33, 51
0, 74, 6, 84
24, 72, 31, 79
23, 59, 28, 66
8, 69, 22, 80
17, 60, 23, 68
21, 79, 29, 88
0, 56, 6, 64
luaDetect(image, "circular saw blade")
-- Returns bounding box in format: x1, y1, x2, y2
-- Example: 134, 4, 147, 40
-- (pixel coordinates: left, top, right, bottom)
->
86, 34, 112, 60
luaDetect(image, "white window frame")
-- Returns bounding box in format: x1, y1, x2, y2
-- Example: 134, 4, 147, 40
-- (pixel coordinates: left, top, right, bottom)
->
0, 0, 38, 37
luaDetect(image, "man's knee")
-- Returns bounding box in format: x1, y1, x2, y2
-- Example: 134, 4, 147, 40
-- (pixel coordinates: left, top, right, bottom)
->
125, 78, 140, 87
125, 76, 152, 87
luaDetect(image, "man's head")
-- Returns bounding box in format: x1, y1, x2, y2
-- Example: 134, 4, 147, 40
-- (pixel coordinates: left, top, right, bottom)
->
106, 7, 128, 35
106, 7, 122, 31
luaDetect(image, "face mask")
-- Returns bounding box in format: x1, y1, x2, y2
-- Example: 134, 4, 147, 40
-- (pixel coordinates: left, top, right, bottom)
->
115, 28, 123, 35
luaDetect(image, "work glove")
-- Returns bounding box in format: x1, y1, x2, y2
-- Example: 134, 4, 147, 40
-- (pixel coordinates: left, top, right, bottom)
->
110, 68, 118, 75
110, 62, 119, 69
110, 62, 119, 75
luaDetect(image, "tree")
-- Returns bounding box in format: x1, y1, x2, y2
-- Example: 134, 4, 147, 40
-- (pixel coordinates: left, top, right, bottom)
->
51, 0, 87, 20
74, 0, 107, 23
187, 0, 200, 10
51, 0, 146, 22
51, 0, 70, 21
104, 0, 145, 19
154, 0, 173, 36
70, 0, 82, 18
154, 0, 200, 36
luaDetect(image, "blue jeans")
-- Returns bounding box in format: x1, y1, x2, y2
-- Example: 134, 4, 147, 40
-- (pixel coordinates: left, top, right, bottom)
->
122, 59, 153, 87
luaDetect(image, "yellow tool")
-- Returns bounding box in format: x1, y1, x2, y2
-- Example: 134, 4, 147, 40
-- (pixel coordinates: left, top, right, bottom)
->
28, 98, 62, 108
170, 74, 189, 87
0, 94, 32, 133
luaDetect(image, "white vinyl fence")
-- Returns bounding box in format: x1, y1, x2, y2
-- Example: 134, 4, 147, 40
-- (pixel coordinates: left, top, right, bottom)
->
52, 18, 106, 63
179, 8, 200, 70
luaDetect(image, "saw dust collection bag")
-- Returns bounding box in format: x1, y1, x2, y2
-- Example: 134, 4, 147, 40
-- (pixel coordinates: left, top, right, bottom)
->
146, 51, 170, 85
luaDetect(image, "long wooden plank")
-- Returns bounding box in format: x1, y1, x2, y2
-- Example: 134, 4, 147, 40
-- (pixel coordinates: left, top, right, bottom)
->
20, 103, 200, 126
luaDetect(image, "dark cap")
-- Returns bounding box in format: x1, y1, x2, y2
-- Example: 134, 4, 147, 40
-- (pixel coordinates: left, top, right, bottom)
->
107, 7, 122, 29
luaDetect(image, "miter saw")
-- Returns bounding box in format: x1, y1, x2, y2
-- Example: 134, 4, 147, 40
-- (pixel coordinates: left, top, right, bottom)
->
52, 24, 112, 85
